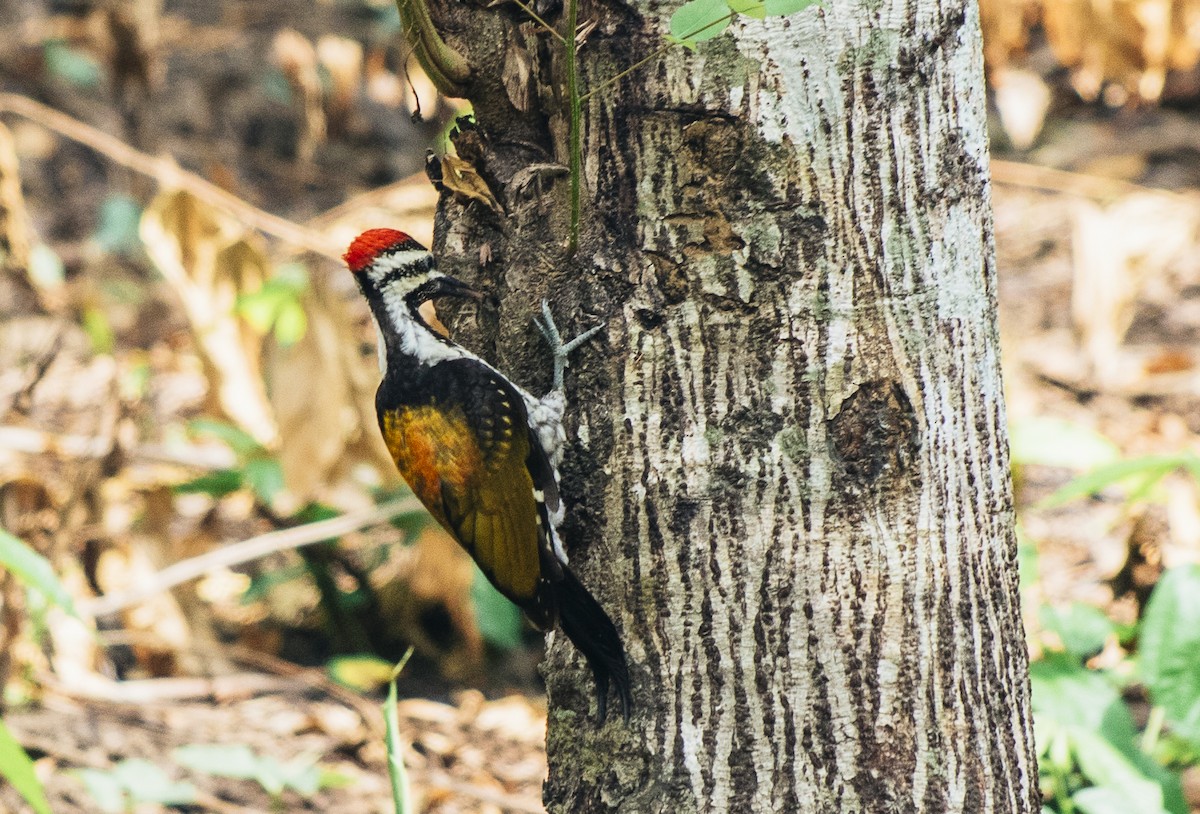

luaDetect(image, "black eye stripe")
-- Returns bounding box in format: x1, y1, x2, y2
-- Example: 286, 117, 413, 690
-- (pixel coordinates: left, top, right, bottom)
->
377, 254, 435, 286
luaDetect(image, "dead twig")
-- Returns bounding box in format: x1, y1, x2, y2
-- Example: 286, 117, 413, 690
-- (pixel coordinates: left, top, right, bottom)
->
7, 328, 65, 415
990, 159, 1182, 201
78, 497, 423, 617
227, 645, 385, 738
39, 669, 302, 704
0, 92, 342, 260
306, 170, 437, 230
0, 424, 238, 470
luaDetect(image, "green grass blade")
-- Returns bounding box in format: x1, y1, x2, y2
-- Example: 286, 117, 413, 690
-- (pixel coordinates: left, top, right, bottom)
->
0, 718, 52, 814
0, 528, 78, 616
1038, 454, 1187, 509
385, 647, 415, 814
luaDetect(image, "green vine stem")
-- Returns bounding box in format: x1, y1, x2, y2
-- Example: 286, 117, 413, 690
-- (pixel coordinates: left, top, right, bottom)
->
566, 0, 582, 254
395, 0, 472, 98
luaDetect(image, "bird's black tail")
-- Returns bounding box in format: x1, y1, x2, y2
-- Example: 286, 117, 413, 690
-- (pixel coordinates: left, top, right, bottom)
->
555, 567, 632, 723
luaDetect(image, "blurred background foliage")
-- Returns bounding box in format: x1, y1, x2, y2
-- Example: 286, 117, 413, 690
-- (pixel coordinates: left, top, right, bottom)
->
2, 0, 1200, 810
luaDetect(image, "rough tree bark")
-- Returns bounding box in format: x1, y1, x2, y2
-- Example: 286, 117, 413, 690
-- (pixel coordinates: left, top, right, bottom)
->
409, 0, 1039, 808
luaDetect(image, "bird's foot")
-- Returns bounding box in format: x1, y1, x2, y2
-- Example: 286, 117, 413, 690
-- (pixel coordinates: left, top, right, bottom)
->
534, 299, 602, 390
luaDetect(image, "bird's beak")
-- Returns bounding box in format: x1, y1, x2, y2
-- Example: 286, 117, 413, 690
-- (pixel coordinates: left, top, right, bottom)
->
429, 274, 488, 303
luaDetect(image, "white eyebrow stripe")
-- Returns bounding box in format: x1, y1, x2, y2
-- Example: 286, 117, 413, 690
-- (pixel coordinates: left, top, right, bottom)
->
366, 250, 434, 281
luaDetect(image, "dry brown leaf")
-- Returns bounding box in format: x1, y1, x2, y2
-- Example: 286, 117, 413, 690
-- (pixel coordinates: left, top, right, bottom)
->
1070, 191, 1200, 383
268, 272, 395, 503
272, 29, 325, 163
1143, 348, 1194, 374
0, 122, 31, 276
140, 189, 278, 446
440, 154, 505, 215
316, 35, 363, 132
983, 0, 1200, 105
1038, 0, 1200, 102
978, 0, 1036, 73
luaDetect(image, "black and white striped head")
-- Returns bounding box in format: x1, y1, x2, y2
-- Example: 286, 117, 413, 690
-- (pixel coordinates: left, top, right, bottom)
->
345, 228, 484, 366
345, 228, 476, 303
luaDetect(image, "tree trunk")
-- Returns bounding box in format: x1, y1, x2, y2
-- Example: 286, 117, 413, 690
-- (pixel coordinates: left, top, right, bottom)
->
417, 0, 1039, 808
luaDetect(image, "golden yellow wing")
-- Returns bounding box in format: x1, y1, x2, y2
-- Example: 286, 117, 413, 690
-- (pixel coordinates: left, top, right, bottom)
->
379, 394, 542, 604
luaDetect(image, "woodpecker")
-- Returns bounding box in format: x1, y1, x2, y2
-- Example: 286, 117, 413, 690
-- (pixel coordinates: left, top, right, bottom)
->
345, 228, 632, 722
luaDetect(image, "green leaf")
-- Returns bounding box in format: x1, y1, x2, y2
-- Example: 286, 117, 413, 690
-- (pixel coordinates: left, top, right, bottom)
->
110, 759, 196, 805
471, 567, 525, 650
726, 0, 765, 18
0, 529, 78, 616
74, 768, 125, 813
1017, 527, 1039, 592
762, 0, 818, 14
328, 654, 395, 691
1140, 565, 1200, 739
1009, 417, 1119, 470
1033, 657, 1186, 814
1039, 454, 1186, 509
237, 270, 308, 345
669, 0, 733, 45
27, 244, 64, 290
244, 456, 284, 504
250, 754, 287, 797
273, 300, 308, 346
43, 40, 102, 88
81, 307, 116, 355
1073, 786, 1169, 814
318, 766, 354, 790
188, 418, 263, 457
1030, 654, 1134, 747
174, 744, 260, 779
241, 562, 308, 603
0, 718, 51, 814
279, 755, 322, 796
262, 67, 294, 105
93, 195, 143, 255
1069, 729, 1166, 814
174, 469, 244, 498
1040, 602, 1114, 658
236, 287, 286, 334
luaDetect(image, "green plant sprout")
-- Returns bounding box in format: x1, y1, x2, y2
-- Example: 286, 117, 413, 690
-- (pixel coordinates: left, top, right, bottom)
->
385, 647, 416, 814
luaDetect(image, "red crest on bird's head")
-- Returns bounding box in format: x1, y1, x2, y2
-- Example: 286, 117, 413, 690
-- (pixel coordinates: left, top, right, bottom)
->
344, 228, 427, 274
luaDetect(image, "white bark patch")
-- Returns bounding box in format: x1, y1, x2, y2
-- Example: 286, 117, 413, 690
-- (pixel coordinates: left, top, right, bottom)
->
543, 0, 1036, 810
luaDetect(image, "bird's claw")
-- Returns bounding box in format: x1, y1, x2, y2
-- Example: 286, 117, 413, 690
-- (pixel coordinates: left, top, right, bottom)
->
535, 299, 602, 390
